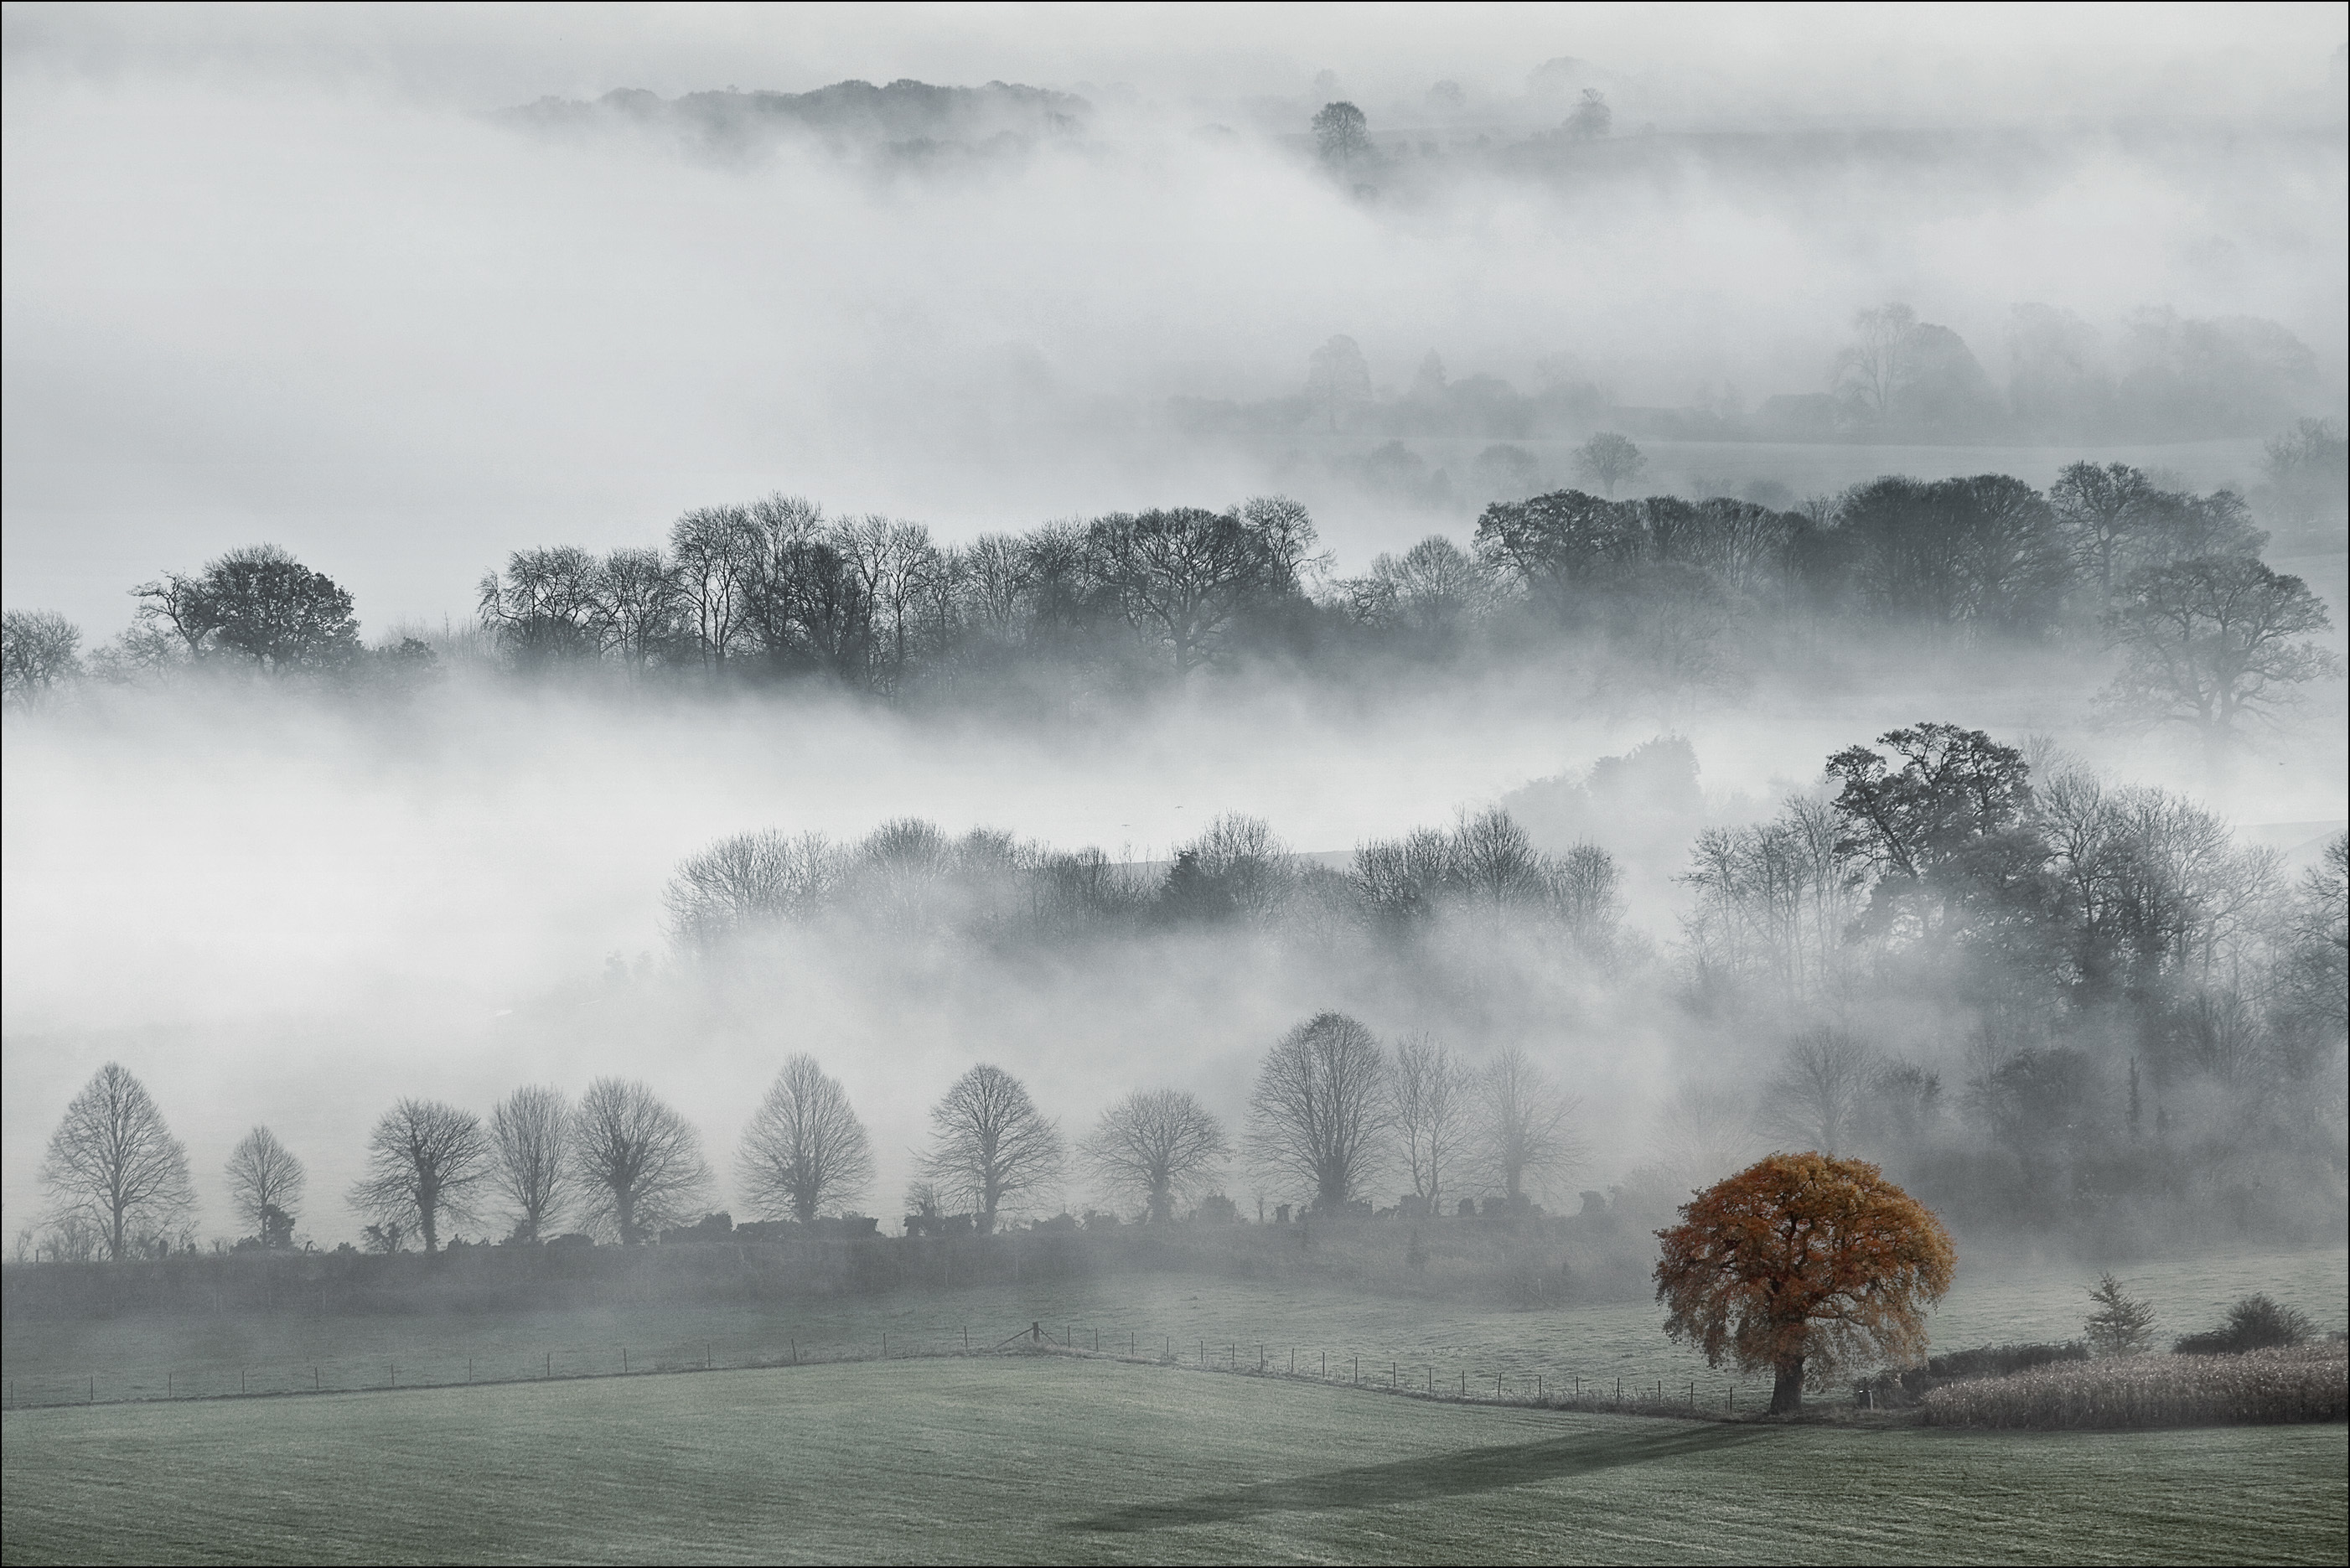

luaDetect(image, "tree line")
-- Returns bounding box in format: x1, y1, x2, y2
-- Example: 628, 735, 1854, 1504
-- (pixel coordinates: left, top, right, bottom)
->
1676, 723, 2346, 1231
662, 805, 1624, 959
23, 1017, 1585, 1260
6, 458, 2336, 750
660, 719, 2347, 1238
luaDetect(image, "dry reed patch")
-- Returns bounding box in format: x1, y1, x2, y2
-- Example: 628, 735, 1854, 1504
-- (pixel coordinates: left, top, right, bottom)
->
1923, 1342, 2348, 1430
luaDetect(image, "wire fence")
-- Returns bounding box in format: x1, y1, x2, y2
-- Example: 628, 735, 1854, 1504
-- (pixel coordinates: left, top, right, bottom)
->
2, 1318, 1764, 1417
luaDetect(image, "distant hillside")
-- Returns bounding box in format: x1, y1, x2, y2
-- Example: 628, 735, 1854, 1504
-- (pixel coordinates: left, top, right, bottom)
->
502, 78, 1090, 158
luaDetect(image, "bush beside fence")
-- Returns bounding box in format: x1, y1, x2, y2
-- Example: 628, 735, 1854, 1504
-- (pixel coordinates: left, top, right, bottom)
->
1922, 1343, 2348, 1430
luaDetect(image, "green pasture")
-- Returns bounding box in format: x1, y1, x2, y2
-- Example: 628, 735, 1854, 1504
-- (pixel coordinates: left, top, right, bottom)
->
5, 1355, 2343, 1565
4, 1241, 2342, 1411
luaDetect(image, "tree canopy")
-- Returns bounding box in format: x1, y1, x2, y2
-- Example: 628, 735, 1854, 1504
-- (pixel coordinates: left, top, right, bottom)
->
1655, 1151, 1955, 1414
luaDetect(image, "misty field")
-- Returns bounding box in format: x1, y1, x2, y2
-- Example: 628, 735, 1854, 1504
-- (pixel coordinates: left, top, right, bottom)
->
5, 1355, 2344, 1566
5, 1242, 2342, 1413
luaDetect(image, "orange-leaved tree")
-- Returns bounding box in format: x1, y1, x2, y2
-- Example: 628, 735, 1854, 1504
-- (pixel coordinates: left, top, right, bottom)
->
1655, 1151, 1954, 1415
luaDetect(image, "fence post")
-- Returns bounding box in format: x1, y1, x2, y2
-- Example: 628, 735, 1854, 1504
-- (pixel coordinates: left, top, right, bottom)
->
313, 1365, 319, 1392
168, 1371, 173, 1398
546, 1353, 551, 1379
391, 1364, 396, 1389
1461, 1370, 1466, 1396
1354, 1357, 1359, 1384
89, 1376, 94, 1405
241, 1369, 247, 1395
619, 1350, 625, 1374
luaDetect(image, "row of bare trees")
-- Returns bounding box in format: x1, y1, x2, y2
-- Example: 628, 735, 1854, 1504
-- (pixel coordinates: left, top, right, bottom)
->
31, 1016, 1590, 1260
1248, 1013, 1581, 1215
341, 1069, 869, 1252
664, 806, 1624, 960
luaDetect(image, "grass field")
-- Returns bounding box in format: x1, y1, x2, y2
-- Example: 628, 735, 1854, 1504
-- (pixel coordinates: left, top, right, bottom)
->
5, 1242, 2342, 1411
4, 1354, 2344, 1566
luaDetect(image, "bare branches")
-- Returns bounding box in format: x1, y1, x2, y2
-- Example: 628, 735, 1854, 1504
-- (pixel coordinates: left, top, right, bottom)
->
572, 1078, 713, 1245
1392, 1036, 1468, 1210
920, 1064, 1063, 1232
739, 1055, 876, 1224
347, 1099, 489, 1255
1762, 1028, 1878, 1157
664, 830, 841, 950
489, 1085, 572, 1245
40, 1063, 194, 1261
1, 610, 83, 707
1246, 1012, 1390, 1213
1078, 1089, 1229, 1223
223, 1126, 306, 1245
1473, 1046, 1581, 1208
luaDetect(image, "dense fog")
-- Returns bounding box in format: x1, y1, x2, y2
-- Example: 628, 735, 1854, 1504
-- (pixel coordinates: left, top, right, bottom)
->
4, 5, 2345, 1264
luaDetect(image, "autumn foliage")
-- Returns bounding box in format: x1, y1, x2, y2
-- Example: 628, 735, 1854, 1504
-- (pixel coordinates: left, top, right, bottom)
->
1655, 1151, 1955, 1414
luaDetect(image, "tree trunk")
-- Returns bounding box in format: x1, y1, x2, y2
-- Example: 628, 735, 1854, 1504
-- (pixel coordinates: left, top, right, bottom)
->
1769, 1357, 1805, 1415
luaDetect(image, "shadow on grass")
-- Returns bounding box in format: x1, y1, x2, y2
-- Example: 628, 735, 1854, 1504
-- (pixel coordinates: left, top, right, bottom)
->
1065, 1423, 1764, 1534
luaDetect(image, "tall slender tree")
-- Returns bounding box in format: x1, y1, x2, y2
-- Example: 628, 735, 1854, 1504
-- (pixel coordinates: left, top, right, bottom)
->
223, 1126, 306, 1246
919, 1064, 1063, 1234
41, 1063, 194, 1261
738, 1056, 877, 1224
1392, 1036, 1468, 1212
489, 1085, 573, 1244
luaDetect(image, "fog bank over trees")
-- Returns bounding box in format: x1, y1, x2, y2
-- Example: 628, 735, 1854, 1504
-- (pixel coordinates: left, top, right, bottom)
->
5, 9, 2343, 631
3, 7, 2345, 1273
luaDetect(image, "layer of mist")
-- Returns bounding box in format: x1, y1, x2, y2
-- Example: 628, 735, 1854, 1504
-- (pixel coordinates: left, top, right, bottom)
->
5, 8, 2347, 1274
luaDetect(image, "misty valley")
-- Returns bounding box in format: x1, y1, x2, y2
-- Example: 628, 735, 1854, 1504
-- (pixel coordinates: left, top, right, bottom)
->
3, 11, 2346, 1567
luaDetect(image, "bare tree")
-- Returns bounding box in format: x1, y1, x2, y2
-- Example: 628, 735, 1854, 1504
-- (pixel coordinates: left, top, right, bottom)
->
739, 1055, 877, 1223
1473, 1047, 1581, 1208
1763, 1029, 1878, 1156
1391, 1036, 1469, 1211
348, 1099, 489, 1255
40, 1063, 195, 1260
223, 1126, 306, 1246
489, 1085, 572, 1244
572, 1078, 714, 1245
1247, 1012, 1390, 1213
2, 610, 83, 707
1570, 432, 1647, 499
920, 1064, 1064, 1233
1078, 1089, 1229, 1224
1835, 302, 1918, 421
